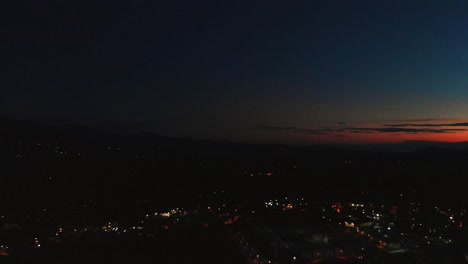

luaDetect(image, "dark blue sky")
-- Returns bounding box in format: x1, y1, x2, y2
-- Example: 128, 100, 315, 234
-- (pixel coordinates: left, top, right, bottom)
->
2, 0, 467, 144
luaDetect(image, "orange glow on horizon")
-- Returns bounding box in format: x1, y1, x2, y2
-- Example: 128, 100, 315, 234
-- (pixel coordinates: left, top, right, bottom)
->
296, 120, 468, 144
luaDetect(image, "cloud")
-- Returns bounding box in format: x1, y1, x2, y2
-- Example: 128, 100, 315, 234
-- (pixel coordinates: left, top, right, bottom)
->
445, 123, 468, 127
254, 119, 468, 137
385, 122, 468, 127
344, 127, 465, 134
346, 130, 373, 134
386, 118, 446, 123
253, 122, 467, 136
293, 128, 327, 135
294, 127, 346, 134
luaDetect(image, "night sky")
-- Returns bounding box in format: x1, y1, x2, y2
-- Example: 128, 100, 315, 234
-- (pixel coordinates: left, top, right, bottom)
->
2, 0, 467, 144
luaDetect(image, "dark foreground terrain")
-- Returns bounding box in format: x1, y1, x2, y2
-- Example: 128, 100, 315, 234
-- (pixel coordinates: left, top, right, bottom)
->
1, 226, 244, 264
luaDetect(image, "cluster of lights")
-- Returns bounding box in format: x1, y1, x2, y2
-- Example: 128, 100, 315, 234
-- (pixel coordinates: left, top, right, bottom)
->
153, 208, 185, 218
33, 237, 41, 248
264, 197, 307, 209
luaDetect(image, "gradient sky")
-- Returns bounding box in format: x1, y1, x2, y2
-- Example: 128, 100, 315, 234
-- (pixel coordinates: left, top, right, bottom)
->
2, 0, 467, 144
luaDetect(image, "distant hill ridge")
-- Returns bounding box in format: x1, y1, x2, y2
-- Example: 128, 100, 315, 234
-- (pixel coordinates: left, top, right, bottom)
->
2, 117, 468, 152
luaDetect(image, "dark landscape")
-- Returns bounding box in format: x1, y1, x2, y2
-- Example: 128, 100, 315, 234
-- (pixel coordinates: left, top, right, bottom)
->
2, 0, 467, 263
